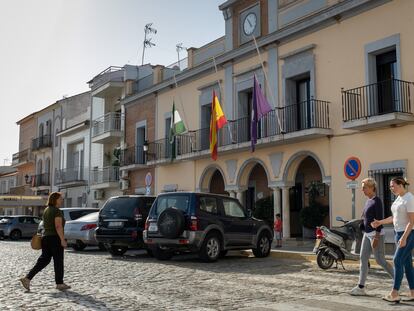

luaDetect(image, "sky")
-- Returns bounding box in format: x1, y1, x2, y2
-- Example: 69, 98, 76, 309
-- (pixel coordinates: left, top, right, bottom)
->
0, 0, 225, 165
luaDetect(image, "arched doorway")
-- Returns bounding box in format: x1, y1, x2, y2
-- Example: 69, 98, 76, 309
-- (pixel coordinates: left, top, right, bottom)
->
236, 159, 272, 221
209, 170, 227, 195
245, 163, 272, 214
199, 165, 228, 196
290, 156, 329, 237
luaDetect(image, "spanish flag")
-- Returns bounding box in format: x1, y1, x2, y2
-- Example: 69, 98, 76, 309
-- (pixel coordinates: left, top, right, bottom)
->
209, 91, 227, 160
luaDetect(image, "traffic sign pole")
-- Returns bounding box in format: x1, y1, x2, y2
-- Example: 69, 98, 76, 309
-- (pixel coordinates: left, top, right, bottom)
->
344, 157, 361, 220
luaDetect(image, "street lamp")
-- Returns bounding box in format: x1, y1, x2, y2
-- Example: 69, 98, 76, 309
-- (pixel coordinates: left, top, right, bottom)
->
143, 140, 149, 153
24, 174, 30, 184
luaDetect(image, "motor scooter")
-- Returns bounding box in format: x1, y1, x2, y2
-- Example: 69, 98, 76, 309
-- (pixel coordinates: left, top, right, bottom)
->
314, 216, 364, 269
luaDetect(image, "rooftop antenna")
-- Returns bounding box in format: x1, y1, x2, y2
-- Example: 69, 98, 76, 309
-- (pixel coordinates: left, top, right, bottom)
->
141, 23, 157, 66
176, 43, 186, 70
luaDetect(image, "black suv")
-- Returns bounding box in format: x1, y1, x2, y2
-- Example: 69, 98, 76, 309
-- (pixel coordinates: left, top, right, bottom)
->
144, 192, 273, 262
95, 195, 156, 256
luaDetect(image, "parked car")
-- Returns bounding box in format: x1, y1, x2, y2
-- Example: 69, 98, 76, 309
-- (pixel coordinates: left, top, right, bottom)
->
95, 195, 156, 256
65, 212, 105, 251
0, 216, 42, 240
38, 207, 100, 234
144, 192, 273, 262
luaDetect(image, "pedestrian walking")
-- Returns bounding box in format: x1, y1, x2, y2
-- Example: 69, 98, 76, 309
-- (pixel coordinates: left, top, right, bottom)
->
274, 213, 283, 248
19, 192, 71, 291
371, 176, 414, 302
350, 178, 393, 296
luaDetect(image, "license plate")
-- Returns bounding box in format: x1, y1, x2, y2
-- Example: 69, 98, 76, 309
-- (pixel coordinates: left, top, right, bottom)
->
108, 221, 123, 228
314, 239, 321, 249
148, 224, 158, 232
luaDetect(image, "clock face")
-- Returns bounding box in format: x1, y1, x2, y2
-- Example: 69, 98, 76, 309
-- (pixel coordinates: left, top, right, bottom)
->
243, 12, 257, 36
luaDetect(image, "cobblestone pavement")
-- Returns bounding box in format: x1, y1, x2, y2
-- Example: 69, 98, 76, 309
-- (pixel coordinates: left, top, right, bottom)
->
1, 240, 413, 311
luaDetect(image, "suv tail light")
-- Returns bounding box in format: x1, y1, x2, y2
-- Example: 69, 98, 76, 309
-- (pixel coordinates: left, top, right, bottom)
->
189, 216, 198, 231
134, 208, 143, 221
315, 227, 324, 239
81, 224, 97, 231
144, 218, 149, 231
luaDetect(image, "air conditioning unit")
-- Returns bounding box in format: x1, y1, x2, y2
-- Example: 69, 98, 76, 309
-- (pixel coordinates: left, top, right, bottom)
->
119, 180, 129, 190
94, 189, 105, 200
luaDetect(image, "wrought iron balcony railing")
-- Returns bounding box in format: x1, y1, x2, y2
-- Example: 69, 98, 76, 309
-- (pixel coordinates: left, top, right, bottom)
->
31, 135, 52, 151
148, 99, 330, 161
55, 167, 88, 185
12, 149, 32, 165
31, 173, 50, 187
92, 112, 122, 137
120, 146, 146, 166
342, 79, 413, 122
90, 166, 119, 185
89, 66, 124, 90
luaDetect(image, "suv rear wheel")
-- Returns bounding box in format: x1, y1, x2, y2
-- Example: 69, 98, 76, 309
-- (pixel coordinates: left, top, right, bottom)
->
108, 245, 128, 256
10, 229, 22, 241
199, 233, 221, 262
152, 246, 174, 261
252, 232, 271, 258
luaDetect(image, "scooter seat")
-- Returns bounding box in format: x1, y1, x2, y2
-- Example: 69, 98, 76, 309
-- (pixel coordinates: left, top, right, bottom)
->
330, 229, 349, 240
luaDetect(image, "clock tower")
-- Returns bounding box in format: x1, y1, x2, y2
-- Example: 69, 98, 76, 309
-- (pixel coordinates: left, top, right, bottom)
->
220, 0, 269, 50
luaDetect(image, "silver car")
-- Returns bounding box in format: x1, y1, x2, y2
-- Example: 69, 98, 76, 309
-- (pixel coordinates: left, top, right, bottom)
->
0, 216, 42, 240
64, 212, 103, 251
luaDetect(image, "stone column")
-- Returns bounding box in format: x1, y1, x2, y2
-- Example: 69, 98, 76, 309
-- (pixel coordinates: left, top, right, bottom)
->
272, 187, 281, 228
282, 186, 290, 238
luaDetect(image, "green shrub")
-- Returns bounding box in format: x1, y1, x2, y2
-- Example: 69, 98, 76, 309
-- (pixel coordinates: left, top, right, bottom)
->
253, 196, 274, 227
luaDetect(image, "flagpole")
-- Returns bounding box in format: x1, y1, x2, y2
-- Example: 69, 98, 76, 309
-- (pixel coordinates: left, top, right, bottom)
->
251, 35, 284, 134
172, 73, 189, 132
212, 56, 234, 144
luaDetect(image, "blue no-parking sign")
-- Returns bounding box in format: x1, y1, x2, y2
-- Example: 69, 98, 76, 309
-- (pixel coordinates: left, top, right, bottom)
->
343, 157, 361, 180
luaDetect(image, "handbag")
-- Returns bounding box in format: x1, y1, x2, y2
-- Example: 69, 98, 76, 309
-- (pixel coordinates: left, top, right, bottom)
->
31, 234, 42, 250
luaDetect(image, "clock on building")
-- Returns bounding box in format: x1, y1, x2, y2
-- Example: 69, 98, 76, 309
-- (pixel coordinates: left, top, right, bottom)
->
243, 12, 257, 36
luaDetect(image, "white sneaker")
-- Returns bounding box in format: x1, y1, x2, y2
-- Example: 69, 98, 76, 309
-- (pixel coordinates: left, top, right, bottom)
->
350, 286, 367, 296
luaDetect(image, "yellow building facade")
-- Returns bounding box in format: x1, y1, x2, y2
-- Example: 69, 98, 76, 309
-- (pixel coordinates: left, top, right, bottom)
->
122, 0, 414, 240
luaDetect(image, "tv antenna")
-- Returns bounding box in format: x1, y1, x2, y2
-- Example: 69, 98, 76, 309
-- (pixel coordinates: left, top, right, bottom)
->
141, 23, 157, 66
176, 43, 186, 70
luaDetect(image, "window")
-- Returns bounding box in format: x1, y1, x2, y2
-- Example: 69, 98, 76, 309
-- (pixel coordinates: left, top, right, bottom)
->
223, 199, 246, 218
154, 195, 190, 216
199, 197, 218, 214
369, 168, 404, 218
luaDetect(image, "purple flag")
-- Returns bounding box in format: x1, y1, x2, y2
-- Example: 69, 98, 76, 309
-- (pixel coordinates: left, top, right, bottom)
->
251, 75, 272, 152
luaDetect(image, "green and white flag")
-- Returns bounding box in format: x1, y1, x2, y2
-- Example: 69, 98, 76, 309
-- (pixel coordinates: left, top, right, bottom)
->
169, 102, 186, 143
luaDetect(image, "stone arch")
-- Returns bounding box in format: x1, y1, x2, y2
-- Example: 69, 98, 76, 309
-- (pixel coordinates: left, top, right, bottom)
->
199, 164, 227, 192
282, 151, 327, 184
236, 158, 271, 189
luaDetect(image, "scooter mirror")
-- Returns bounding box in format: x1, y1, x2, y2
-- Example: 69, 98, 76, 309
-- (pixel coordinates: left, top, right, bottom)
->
336, 216, 344, 222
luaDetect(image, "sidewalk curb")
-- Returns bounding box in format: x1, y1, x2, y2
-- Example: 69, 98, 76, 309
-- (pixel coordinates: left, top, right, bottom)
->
242, 250, 398, 268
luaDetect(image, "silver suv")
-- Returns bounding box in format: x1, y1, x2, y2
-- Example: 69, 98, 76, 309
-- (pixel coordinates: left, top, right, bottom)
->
0, 216, 42, 240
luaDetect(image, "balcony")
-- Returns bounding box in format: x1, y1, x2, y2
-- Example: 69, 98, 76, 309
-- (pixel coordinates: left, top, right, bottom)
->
89, 66, 124, 98
147, 99, 331, 163
342, 79, 414, 130
120, 146, 146, 170
12, 149, 33, 167
31, 173, 50, 188
31, 135, 52, 151
90, 166, 120, 190
91, 112, 122, 144
55, 167, 88, 187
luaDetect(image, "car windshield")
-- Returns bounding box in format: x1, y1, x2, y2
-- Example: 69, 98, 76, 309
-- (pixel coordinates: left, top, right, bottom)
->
75, 212, 99, 222
154, 195, 190, 216
101, 197, 142, 218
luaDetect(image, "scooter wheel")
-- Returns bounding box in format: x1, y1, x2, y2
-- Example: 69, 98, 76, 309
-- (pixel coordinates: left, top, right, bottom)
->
317, 249, 334, 269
